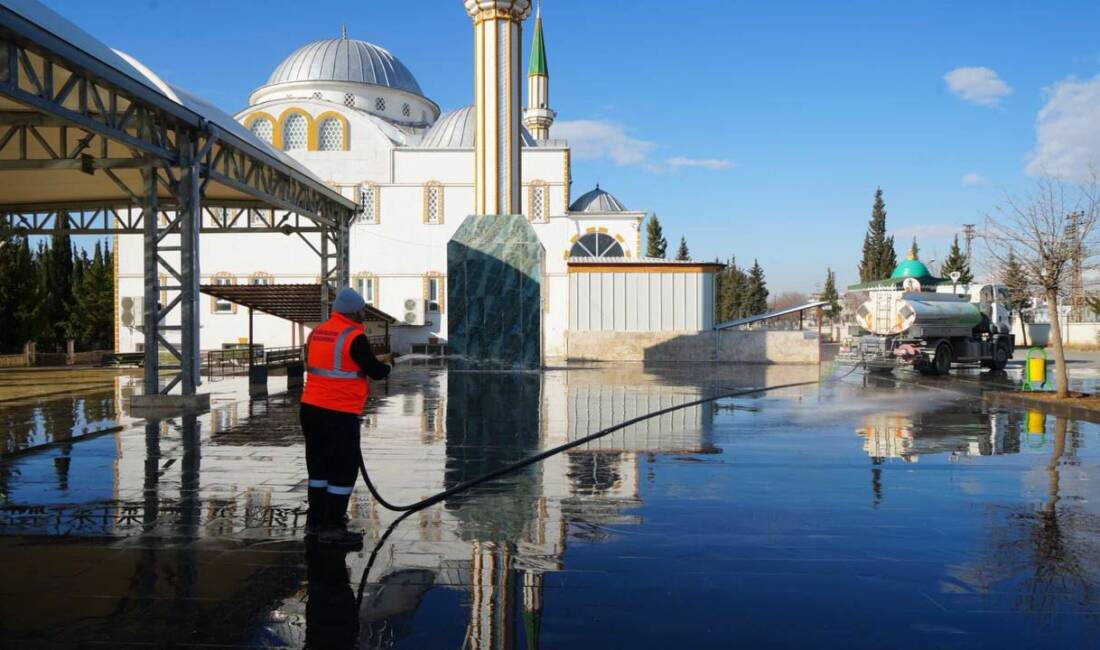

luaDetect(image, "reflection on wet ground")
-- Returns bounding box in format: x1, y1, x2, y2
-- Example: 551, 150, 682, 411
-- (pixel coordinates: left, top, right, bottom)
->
1, 362, 1100, 648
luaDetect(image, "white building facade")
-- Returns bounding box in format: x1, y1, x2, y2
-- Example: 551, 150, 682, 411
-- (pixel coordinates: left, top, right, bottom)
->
116, 15, 656, 359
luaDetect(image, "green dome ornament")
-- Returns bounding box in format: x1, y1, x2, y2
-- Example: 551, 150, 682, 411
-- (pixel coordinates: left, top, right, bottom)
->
890, 251, 934, 281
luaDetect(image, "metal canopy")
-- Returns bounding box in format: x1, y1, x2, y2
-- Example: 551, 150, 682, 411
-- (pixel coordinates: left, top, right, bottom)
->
199, 284, 397, 325
0, 0, 357, 402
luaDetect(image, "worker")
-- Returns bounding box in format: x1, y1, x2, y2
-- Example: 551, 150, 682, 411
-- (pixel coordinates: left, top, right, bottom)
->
300, 287, 391, 548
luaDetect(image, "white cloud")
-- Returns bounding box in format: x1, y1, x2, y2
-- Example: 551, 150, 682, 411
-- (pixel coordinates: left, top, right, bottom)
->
552, 120, 654, 166
1026, 71, 1100, 181
944, 67, 1012, 106
665, 156, 734, 170
962, 172, 987, 186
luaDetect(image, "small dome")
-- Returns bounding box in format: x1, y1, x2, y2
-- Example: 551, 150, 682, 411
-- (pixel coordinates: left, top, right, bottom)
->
569, 185, 626, 213
891, 258, 933, 280
267, 37, 424, 96
419, 106, 536, 148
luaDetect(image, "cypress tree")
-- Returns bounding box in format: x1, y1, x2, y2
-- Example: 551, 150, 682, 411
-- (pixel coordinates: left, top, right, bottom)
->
676, 236, 690, 261
41, 232, 75, 351
822, 267, 841, 321
730, 262, 749, 319
940, 234, 973, 284
73, 241, 114, 350
858, 188, 894, 282
908, 237, 919, 260
745, 260, 769, 315
646, 214, 668, 259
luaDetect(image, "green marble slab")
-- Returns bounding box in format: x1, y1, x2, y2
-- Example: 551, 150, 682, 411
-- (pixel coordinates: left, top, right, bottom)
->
447, 214, 544, 368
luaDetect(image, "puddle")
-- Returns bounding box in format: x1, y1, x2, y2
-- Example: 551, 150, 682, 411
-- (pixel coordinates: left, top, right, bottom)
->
1, 362, 1099, 648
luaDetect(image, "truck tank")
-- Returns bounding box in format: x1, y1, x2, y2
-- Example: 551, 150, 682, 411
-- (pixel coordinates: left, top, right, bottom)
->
855, 292, 982, 336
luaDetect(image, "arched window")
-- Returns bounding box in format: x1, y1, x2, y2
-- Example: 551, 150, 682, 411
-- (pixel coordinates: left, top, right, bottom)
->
210, 272, 237, 314
318, 117, 344, 151
358, 183, 379, 224
249, 118, 274, 145
282, 113, 308, 150
249, 271, 273, 286
570, 232, 624, 258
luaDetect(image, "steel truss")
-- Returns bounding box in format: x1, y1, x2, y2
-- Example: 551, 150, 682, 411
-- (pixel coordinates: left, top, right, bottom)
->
0, 19, 354, 401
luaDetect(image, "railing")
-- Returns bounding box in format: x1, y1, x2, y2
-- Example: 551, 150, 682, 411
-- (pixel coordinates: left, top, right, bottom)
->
715, 301, 830, 331
203, 337, 386, 382
204, 346, 263, 381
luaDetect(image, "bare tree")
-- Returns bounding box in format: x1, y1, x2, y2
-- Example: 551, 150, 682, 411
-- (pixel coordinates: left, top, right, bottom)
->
983, 174, 1100, 398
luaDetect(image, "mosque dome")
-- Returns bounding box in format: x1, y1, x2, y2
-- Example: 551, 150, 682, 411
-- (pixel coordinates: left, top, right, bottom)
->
267, 36, 424, 97
891, 256, 933, 280
569, 185, 627, 213
419, 105, 536, 148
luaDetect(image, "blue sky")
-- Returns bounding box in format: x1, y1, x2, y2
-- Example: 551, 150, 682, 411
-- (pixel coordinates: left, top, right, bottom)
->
39, 0, 1100, 293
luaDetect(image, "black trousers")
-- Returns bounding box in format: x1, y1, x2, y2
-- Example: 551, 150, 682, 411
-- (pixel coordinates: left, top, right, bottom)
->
300, 402, 361, 491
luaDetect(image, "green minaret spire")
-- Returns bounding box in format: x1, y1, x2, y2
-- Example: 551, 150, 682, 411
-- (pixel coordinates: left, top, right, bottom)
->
529, 1, 548, 76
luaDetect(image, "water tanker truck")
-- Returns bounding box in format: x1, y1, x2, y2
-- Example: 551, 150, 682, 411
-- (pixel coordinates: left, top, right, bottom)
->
841, 256, 1015, 375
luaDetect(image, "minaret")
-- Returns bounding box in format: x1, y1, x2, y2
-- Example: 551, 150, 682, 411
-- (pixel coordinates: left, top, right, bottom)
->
524, 1, 554, 141
451, 0, 544, 368
465, 0, 532, 215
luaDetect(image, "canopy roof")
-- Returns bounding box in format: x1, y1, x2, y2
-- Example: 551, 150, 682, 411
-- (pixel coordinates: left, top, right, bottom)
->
0, 0, 355, 220
199, 284, 396, 325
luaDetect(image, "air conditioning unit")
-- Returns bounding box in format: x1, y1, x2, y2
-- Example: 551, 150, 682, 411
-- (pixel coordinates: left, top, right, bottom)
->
403, 298, 424, 326
120, 296, 143, 329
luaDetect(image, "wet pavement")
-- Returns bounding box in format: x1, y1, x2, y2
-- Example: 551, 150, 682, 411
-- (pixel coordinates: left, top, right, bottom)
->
1, 361, 1099, 648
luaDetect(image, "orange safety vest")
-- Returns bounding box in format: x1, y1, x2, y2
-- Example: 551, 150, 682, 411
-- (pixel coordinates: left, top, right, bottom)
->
301, 312, 370, 414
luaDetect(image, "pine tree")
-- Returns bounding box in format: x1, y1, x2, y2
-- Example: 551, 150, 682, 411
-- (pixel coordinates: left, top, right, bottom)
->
745, 260, 769, 315
821, 267, 841, 321
646, 214, 667, 259
940, 234, 973, 284
0, 233, 39, 354
858, 188, 893, 282
908, 237, 919, 260
1001, 249, 1031, 347
676, 236, 690, 261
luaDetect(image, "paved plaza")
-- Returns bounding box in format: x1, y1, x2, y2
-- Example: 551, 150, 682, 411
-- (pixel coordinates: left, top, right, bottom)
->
1, 362, 1099, 648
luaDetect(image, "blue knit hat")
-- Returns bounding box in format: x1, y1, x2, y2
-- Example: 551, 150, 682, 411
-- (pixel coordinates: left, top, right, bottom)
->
332, 287, 366, 314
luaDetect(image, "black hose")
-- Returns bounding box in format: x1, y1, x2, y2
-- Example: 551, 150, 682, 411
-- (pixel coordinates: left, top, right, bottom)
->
354, 363, 860, 605
357, 370, 856, 513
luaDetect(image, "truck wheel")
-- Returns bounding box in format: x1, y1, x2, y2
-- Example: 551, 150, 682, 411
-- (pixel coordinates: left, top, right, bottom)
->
933, 343, 952, 376
988, 344, 1008, 372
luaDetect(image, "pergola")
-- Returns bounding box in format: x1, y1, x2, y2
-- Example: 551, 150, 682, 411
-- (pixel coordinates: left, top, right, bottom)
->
198, 282, 395, 341
0, 2, 357, 407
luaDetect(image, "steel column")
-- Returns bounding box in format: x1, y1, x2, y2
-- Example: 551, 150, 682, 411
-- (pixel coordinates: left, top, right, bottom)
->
178, 132, 201, 394
141, 166, 159, 394
319, 228, 330, 321
336, 209, 350, 288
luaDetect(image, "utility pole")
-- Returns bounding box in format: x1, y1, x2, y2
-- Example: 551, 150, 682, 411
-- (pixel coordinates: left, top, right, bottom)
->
962, 224, 975, 262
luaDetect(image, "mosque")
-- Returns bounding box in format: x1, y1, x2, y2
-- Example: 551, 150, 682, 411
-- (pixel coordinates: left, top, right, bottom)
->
113, 5, 715, 360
